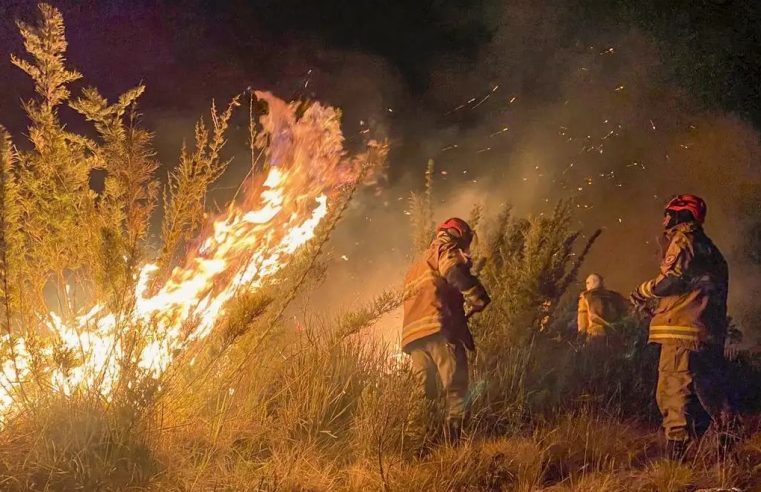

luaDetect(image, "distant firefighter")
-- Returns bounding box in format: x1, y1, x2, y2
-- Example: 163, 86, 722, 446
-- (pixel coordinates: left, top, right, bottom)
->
577, 273, 627, 341
630, 194, 733, 458
402, 218, 490, 445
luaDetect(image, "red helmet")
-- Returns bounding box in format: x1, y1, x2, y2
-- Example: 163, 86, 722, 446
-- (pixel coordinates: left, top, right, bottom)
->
664, 194, 707, 224
437, 217, 474, 244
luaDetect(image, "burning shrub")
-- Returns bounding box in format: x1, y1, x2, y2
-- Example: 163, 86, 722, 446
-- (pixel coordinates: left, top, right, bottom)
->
0, 3, 390, 489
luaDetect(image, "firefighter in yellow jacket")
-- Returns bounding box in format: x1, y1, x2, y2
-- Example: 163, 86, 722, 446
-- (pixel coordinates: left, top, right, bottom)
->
631, 194, 733, 457
402, 218, 490, 444
577, 273, 627, 341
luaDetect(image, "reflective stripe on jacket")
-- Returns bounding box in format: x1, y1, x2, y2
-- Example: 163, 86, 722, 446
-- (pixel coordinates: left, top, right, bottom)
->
401, 234, 488, 352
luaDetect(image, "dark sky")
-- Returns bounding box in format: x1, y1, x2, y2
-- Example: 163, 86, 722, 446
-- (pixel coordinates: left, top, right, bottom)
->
2, 1, 760, 131
0, 0, 492, 107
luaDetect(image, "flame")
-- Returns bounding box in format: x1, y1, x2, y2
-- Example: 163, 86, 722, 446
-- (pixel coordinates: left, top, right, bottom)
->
0, 92, 378, 420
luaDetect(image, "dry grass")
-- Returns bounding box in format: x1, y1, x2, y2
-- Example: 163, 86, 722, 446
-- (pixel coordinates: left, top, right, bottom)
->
1, 312, 757, 491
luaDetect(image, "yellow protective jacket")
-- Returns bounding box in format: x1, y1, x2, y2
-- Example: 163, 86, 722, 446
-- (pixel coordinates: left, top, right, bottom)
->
577, 288, 627, 337
402, 233, 490, 352
638, 222, 728, 346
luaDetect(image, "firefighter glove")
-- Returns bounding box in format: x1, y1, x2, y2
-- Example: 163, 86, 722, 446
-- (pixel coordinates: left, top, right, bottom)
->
629, 290, 648, 308
464, 284, 490, 313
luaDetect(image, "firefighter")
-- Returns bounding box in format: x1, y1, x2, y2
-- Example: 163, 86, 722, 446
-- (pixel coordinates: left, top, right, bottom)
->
402, 218, 490, 445
630, 194, 733, 458
577, 273, 627, 342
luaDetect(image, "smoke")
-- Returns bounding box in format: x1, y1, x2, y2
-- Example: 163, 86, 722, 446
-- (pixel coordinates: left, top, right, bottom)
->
313, 2, 761, 342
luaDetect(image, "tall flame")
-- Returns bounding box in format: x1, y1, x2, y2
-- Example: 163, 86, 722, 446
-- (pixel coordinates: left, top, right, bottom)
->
0, 92, 378, 419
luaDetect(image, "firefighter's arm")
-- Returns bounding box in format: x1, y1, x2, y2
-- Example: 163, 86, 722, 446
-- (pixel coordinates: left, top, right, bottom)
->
577, 294, 589, 334
635, 235, 693, 300
439, 246, 491, 312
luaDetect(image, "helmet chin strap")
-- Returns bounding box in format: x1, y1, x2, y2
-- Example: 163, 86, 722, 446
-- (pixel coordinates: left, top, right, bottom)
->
663, 210, 695, 229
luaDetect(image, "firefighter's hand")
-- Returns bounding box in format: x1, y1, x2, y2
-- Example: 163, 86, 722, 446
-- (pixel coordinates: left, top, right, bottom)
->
465, 299, 488, 320
464, 286, 490, 314
630, 291, 653, 317
464, 305, 481, 320
629, 291, 647, 308
467, 298, 488, 316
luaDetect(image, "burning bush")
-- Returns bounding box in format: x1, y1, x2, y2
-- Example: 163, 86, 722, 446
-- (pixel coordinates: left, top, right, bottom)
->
0, 3, 390, 488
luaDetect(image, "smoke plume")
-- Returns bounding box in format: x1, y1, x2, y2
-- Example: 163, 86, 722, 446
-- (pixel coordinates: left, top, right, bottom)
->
315, 2, 761, 343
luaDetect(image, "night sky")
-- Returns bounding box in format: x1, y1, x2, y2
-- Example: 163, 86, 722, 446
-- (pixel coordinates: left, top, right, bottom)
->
2, 1, 761, 145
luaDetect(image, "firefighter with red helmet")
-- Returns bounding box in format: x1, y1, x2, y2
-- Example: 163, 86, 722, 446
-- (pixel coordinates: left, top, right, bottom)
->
631, 194, 733, 457
402, 217, 490, 444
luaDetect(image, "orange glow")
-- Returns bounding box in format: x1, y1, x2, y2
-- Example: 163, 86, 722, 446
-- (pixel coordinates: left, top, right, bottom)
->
0, 92, 380, 420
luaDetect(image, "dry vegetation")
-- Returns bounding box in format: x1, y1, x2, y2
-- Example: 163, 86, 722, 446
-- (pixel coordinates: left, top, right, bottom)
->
1, 4, 761, 491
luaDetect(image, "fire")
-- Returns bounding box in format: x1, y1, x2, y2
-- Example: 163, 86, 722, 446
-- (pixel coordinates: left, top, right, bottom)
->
0, 92, 381, 420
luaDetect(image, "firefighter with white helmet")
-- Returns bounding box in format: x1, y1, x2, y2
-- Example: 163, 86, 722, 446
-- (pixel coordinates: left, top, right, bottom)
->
577, 273, 627, 342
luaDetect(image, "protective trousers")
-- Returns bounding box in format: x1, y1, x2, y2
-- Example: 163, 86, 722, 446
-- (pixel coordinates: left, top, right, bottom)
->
408, 332, 469, 422
656, 343, 732, 442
